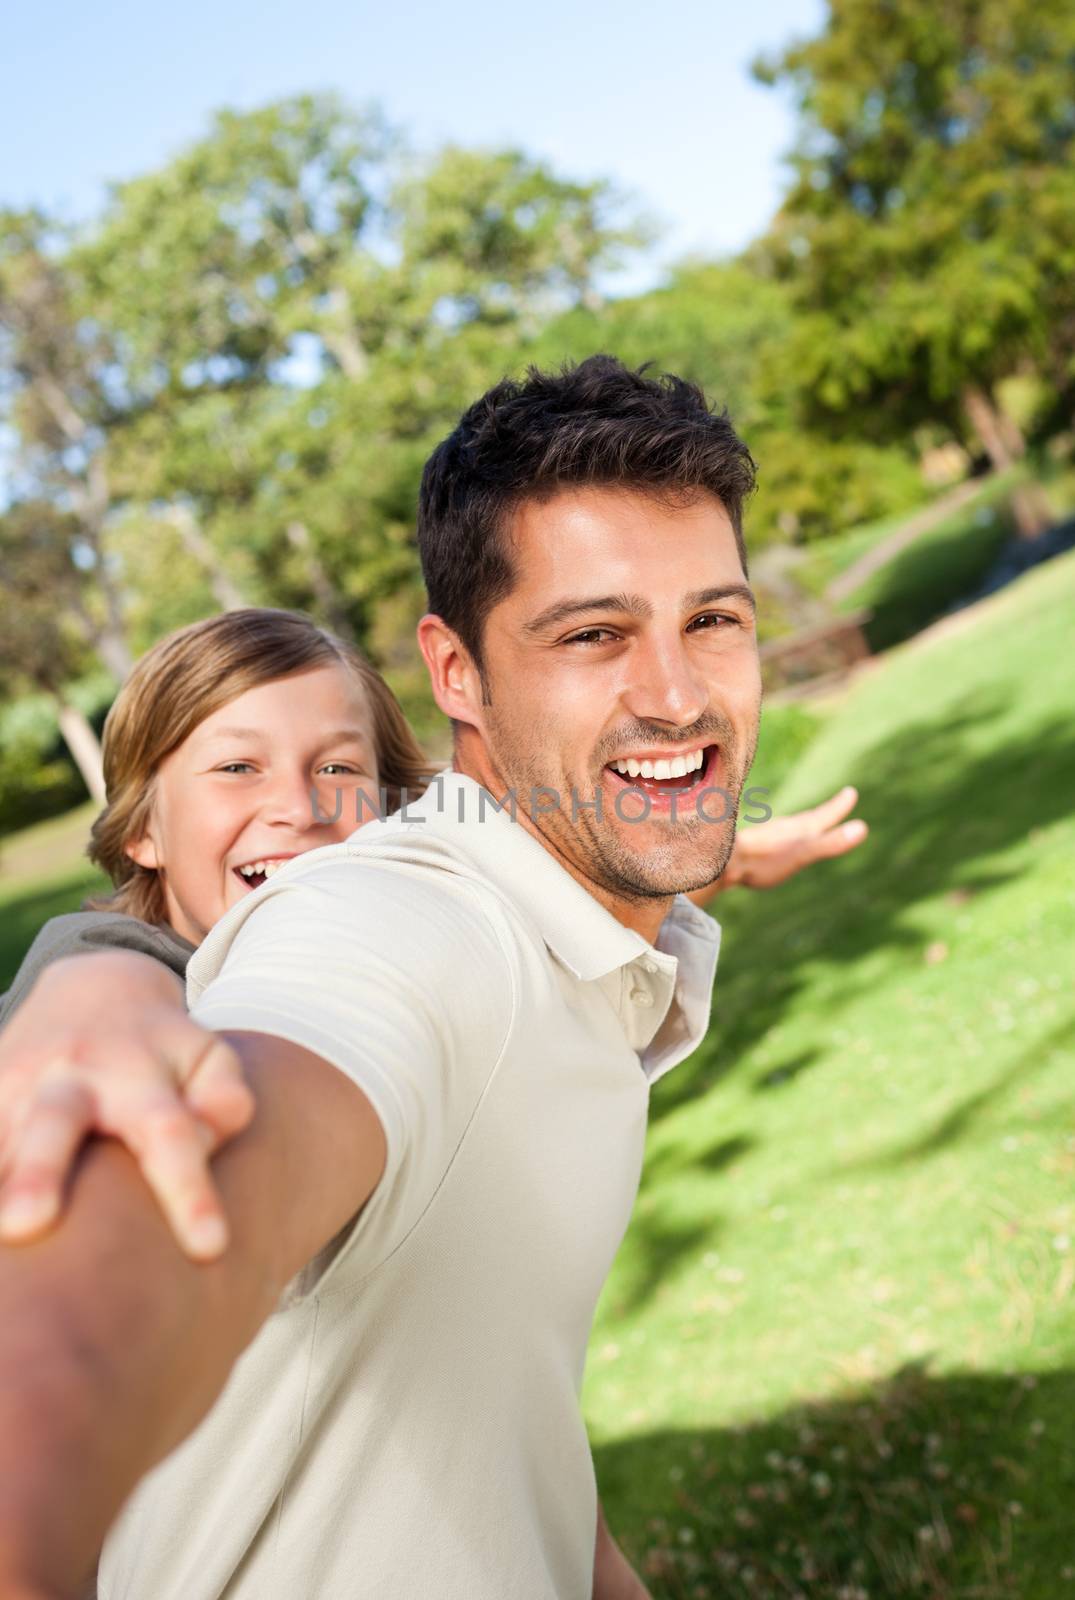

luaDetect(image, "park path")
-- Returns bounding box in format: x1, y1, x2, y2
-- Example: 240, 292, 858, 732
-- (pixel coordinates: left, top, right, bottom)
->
825, 475, 992, 604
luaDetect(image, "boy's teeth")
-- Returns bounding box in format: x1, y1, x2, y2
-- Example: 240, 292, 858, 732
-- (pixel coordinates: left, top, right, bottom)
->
238, 858, 290, 880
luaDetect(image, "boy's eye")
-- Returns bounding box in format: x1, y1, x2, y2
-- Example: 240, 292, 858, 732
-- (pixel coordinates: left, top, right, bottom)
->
218, 762, 255, 774
318, 763, 363, 777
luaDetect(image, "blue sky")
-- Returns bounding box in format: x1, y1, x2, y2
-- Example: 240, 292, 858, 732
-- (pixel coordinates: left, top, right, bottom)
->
2, 0, 823, 288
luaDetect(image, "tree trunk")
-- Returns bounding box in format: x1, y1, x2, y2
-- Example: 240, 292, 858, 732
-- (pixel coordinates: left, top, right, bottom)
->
81, 456, 134, 678
167, 507, 248, 611
962, 384, 1053, 538
53, 698, 106, 804
285, 521, 355, 640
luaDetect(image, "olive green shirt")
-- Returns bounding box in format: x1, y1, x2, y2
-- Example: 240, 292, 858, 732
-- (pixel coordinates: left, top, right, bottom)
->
0, 909, 195, 1028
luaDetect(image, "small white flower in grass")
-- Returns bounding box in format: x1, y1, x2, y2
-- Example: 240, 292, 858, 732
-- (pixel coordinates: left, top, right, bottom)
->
917, 1526, 936, 1544
1030, 1419, 1045, 1435
678, 1527, 695, 1545
1008, 1501, 1024, 1517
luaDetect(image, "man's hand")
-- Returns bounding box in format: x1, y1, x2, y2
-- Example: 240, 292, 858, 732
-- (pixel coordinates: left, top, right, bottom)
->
690, 784, 868, 908
0, 951, 254, 1260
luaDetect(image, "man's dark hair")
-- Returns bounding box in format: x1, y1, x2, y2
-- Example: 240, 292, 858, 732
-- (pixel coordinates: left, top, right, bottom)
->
417, 354, 757, 671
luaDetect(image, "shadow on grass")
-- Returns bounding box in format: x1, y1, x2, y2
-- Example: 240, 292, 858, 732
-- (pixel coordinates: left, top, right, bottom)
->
856, 1016, 1075, 1172
596, 1363, 1075, 1599
654, 688, 1075, 1133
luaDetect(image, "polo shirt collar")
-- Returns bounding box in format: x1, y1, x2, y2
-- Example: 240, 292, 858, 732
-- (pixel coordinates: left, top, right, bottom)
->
403, 771, 649, 978
400, 772, 721, 1083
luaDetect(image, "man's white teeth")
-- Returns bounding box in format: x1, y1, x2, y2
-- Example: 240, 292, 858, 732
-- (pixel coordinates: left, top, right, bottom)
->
609, 747, 706, 779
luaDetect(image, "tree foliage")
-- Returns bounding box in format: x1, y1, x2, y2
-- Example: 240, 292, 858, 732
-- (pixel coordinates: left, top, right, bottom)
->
2, 51, 1072, 816
754, 0, 1075, 468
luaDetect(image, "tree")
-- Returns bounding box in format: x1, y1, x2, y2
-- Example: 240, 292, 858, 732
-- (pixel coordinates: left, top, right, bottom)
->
0, 503, 108, 800
755, 0, 1075, 534
530, 259, 925, 546
71, 99, 644, 661
0, 211, 134, 676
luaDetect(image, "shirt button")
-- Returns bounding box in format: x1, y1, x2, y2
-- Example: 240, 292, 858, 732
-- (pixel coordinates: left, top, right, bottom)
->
640, 959, 658, 976
630, 987, 655, 1008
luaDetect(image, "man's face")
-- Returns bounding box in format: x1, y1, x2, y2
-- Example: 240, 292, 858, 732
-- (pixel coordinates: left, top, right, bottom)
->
473, 486, 762, 903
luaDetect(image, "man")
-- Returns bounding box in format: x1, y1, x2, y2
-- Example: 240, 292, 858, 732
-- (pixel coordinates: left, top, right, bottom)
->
0, 357, 850, 1599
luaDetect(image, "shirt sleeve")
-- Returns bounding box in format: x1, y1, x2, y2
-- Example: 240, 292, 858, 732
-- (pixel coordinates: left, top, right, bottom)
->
186, 853, 516, 1297
0, 913, 191, 1030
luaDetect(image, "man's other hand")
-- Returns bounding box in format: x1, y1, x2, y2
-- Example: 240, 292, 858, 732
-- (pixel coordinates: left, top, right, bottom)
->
690, 784, 868, 907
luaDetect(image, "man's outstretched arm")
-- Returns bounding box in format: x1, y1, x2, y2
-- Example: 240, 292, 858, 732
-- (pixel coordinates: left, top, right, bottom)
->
0, 1034, 385, 1600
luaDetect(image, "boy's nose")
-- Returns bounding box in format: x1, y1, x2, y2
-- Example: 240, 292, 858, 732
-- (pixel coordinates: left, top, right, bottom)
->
263, 773, 318, 829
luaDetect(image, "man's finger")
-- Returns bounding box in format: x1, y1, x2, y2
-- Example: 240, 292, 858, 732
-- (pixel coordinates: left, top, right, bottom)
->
183, 1038, 256, 1142
808, 817, 869, 860
123, 1092, 230, 1262
0, 1080, 95, 1242
800, 785, 860, 835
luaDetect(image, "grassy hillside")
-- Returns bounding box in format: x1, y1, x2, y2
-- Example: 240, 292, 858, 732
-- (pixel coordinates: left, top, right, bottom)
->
590, 552, 1075, 1598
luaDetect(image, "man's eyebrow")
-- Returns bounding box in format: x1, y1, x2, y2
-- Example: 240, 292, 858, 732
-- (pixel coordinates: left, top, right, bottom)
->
523, 593, 652, 635
685, 584, 757, 616
523, 583, 756, 635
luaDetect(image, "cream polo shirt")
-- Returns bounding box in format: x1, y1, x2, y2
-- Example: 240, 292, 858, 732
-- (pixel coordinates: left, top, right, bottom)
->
99, 772, 721, 1600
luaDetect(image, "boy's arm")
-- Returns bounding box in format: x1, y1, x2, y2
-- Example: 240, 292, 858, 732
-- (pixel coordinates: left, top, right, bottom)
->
0, 1031, 385, 1600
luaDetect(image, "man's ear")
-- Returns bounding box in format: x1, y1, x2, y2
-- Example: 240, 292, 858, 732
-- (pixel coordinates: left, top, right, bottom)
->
416, 614, 487, 730
124, 833, 160, 870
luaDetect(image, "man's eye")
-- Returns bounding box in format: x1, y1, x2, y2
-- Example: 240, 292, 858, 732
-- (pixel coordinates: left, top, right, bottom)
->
564, 628, 618, 646
687, 612, 737, 632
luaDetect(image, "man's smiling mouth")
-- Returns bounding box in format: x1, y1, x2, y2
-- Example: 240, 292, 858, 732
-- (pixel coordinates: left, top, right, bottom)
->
602, 743, 721, 803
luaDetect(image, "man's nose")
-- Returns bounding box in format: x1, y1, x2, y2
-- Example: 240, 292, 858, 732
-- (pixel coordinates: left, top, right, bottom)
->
620, 633, 708, 728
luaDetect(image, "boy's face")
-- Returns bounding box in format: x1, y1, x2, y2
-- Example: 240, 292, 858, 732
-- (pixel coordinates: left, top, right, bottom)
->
126, 665, 380, 945
446, 486, 762, 926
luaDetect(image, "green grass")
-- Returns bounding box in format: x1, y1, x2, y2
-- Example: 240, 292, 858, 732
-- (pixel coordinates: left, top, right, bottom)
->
589, 551, 1075, 1598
